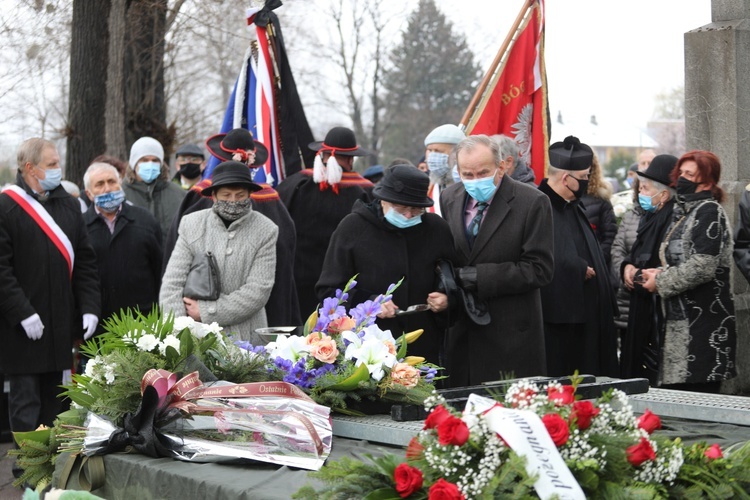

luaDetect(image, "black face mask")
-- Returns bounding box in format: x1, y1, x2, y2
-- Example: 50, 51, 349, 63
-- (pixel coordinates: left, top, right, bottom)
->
567, 176, 589, 200
180, 162, 202, 180
676, 176, 698, 195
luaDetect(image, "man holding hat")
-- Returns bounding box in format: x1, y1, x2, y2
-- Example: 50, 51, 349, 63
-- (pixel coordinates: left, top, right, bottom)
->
172, 143, 206, 189
440, 135, 554, 386
538, 136, 618, 377
317, 165, 457, 364
160, 161, 278, 343
276, 126, 373, 318
424, 124, 465, 215
162, 128, 301, 327
123, 136, 186, 237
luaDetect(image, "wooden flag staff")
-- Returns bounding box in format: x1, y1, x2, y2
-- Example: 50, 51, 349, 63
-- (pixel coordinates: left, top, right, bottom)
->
459, 0, 535, 130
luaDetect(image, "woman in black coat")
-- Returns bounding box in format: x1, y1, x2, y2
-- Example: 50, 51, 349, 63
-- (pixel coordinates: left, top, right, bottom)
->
619, 155, 678, 381
316, 165, 458, 365
580, 153, 618, 266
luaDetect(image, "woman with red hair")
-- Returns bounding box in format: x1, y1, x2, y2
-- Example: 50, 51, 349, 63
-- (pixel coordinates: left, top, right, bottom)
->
641, 150, 736, 392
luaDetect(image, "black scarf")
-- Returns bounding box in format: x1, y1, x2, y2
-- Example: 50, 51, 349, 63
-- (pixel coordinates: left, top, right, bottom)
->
630, 199, 675, 269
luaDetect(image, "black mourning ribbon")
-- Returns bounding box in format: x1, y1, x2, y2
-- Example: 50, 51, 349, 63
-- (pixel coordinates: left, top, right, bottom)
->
93, 385, 182, 458
253, 0, 283, 27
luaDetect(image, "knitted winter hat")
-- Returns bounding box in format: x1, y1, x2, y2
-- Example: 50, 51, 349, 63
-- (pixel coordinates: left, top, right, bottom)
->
424, 124, 466, 147
129, 137, 165, 167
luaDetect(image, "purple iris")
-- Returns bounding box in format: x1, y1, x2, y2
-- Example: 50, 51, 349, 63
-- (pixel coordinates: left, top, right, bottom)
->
274, 357, 336, 389
350, 300, 381, 330
419, 366, 438, 383
234, 341, 267, 355
334, 288, 349, 303
316, 296, 347, 331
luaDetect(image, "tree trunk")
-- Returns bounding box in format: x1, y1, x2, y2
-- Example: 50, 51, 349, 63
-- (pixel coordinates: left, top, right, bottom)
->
66, 0, 110, 186
105, 0, 128, 162
124, 0, 173, 155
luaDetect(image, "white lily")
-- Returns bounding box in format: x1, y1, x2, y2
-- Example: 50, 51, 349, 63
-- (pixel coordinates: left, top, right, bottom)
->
345, 338, 396, 381
360, 324, 396, 345
266, 334, 309, 362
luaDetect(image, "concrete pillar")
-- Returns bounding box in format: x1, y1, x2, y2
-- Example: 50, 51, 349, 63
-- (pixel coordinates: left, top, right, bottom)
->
684, 0, 750, 393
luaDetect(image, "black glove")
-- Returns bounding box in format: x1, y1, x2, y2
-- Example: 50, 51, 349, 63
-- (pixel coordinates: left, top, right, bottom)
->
456, 266, 478, 293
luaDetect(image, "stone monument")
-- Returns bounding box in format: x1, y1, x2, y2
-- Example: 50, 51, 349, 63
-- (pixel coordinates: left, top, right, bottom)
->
684, 0, 750, 393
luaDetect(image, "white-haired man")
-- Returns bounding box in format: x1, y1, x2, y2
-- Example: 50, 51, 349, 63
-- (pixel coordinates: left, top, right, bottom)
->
84, 162, 163, 335
0, 138, 100, 476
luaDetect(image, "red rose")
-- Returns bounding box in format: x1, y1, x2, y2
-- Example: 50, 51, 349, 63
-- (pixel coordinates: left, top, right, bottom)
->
570, 400, 600, 430
424, 405, 451, 430
405, 437, 425, 460
637, 410, 662, 434
428, 478, 465, 500
542, 413, 570, 447
547, 385, 575, 406
437, 415, 470, 446
704, 443, 723, 460
394, 463, 423, 498
626, 437, 656, 466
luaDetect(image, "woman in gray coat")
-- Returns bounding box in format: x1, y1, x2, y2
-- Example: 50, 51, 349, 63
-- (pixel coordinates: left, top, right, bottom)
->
160, 162, 278, 343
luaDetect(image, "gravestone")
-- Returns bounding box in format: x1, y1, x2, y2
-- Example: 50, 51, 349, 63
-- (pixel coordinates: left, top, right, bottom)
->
684, 0, 750, 393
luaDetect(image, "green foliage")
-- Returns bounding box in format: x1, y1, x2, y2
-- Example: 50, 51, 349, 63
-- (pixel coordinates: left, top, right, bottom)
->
7, 431, 56, 490
293, 456, 398, 500
381, 0, 482, 160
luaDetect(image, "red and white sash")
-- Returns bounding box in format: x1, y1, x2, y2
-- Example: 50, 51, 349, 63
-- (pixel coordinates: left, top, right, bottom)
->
2, 185, 75, 278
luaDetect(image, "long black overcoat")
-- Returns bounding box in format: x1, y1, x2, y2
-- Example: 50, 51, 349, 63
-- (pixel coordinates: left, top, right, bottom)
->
276, 170, 373, 318
85, 202, 162, 333
316, 201, 458, 365
0, 174, 100, 374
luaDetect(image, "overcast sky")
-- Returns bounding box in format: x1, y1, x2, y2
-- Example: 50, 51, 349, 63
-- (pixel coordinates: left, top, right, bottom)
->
441, 0, 711, 132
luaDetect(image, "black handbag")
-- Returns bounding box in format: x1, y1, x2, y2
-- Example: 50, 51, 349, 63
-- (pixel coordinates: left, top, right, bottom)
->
183, 251, 221, 300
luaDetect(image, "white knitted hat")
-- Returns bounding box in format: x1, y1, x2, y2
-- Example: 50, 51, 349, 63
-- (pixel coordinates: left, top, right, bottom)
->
129, 137, 164, 167
424, 124, 466, 147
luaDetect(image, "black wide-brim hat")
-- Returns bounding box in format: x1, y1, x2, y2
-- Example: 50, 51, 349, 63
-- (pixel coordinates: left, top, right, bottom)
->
373, 164, 433, 207
206, 128, 268, 166
201, 161, 262, 196
549, 136, 594, 171
638, 154, 678, 186
308, 126, 370, 156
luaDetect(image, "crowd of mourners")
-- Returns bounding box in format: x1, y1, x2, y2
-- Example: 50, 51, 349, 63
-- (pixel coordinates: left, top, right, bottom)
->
2, 125, 750, 468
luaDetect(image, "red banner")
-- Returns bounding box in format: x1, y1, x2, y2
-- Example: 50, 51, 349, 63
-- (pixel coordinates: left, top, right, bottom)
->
466, 0, 548, 183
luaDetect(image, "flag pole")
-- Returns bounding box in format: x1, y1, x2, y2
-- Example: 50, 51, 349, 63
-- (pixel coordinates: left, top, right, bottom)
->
459, 0, 535, 130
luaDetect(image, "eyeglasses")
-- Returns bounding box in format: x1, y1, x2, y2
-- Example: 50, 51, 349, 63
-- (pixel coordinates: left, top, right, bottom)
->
391, 204, 426, 217
569, 173, 590, 181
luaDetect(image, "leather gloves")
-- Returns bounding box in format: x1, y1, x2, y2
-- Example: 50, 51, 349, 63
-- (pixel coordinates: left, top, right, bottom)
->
456, 266, 478, 293
83, 313, 99, 340
21, 313, 44, 341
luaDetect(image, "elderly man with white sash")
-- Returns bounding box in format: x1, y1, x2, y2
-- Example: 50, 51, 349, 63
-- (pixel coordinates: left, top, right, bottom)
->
0, 138, 100, 477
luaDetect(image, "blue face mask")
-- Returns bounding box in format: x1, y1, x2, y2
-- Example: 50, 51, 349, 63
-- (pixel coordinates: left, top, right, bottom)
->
384, 207, 422, 229
463, 173, 498, 203
137, 161, 161, 184
427, 152, 450, 178
95, 189, 126, 212
451, 165, 461, 183
38, 167, 62, 191
638, 193, 658, 213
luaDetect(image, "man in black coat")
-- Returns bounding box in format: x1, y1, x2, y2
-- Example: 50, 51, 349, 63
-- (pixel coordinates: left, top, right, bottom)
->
538, 136, 619, 377
0, 138, 100, 439
83, 162, 163, 332
440, 135, 554, 386
277, 127, 374, 319
163, 128, 301, 327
